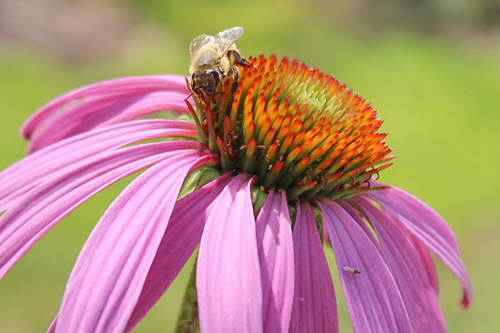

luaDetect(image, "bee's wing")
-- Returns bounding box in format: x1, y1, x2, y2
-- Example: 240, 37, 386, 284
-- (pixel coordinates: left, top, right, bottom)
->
215, 26, 244, 43
213, 27, 244, 55
190, 34, 215, 56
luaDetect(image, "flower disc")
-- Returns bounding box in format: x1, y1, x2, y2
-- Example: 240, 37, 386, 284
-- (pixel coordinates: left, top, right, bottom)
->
190, 55, 395, 201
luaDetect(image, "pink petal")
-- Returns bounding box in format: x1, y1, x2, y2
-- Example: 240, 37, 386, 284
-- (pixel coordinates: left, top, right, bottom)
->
318, 198, 412, 333
351, 197, 446, 332
0, 119, 196, 211
96, 92, 189, 126
53, 152, 204, 332
47, 319, 56, 333
196, 175, 263, 333
289, 201, 339, 333
28, 90, 190, 151
411, 234, 439, 293
0, 142, 208, 278
366, 187, 472, 308
125, 174, 232, 331
22, 75, 188, 142
255, 189, 294, 333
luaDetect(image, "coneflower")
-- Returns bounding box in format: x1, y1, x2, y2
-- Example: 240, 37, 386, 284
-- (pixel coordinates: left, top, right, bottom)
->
0, 54, 471, 332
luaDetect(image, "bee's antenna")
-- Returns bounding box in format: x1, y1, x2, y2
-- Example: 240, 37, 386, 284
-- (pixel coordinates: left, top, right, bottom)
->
184, 91, 194, 102
184, 76, 195, 101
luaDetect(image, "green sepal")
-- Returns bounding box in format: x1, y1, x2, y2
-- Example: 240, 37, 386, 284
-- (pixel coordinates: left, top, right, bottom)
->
178, 166, 222, 199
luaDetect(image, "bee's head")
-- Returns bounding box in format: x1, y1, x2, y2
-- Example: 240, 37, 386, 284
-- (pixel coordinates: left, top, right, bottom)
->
192, 69, 220, 95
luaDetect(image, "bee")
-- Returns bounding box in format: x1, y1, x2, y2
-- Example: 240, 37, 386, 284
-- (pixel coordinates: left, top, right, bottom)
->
188, 26, 250, 102
343, 266, 362, 275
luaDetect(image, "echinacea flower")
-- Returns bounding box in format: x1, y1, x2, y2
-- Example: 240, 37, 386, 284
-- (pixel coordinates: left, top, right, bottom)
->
0, 54, 471, 332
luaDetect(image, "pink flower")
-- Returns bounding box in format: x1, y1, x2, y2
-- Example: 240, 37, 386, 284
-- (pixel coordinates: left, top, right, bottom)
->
0, 55, 471, 332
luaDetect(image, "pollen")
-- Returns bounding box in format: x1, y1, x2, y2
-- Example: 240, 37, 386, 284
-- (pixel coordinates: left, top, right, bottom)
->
189, 55, 395, 201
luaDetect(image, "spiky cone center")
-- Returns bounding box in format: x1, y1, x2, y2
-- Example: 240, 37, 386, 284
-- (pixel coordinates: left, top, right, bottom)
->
189, 55, 395, 201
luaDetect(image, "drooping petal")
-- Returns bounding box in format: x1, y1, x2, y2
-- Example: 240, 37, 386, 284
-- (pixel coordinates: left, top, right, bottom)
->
125, 174, 232, 332
317, 198, 412, 333
366, 187, 472, 308
53, 152, 207, 333
0, 142, 209, 278
0, 119, 196, 211
255, 189, 294, 333
196, 175, 263, 333
21, 75, 189, 150
350, 197, 446, 333
27, 90, 190, 151
410, 234, 439, 293
289, 201, 339, 333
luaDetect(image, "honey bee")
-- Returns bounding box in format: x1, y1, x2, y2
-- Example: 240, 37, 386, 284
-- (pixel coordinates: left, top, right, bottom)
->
188, 26, 250, 102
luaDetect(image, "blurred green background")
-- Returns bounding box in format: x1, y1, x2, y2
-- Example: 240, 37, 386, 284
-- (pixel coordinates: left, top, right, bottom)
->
0, 0, 499, 332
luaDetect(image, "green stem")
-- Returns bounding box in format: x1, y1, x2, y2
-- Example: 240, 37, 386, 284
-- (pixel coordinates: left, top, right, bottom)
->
174, 261, 200, 333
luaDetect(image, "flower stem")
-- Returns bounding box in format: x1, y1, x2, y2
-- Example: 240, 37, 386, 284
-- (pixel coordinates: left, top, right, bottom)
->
174, 261, 200, 333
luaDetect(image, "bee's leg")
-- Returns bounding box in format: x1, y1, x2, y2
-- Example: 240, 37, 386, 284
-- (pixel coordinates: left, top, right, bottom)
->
227, 50, 250, 67
230, 67, 240, 92
217, 66, 226, 79
215, 65, 228, 95
226, 66, 241, 92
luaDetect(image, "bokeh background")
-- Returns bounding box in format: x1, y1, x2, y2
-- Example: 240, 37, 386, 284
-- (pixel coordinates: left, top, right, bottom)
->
1, 0, 499, 332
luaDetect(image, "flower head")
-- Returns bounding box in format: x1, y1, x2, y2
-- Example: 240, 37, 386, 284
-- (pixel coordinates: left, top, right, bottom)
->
191, 55, 394, 202
0, 53, 471, 332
